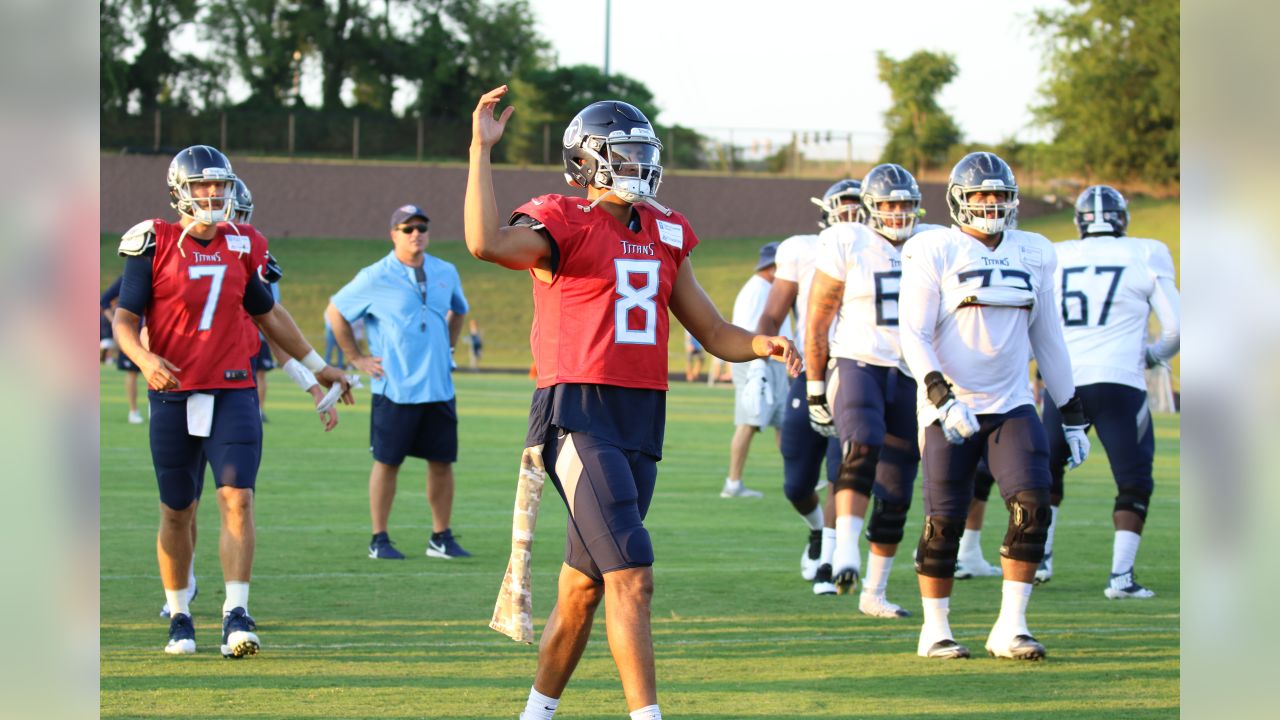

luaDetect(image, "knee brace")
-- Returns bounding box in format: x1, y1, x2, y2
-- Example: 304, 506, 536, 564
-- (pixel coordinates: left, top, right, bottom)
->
836, 441, 879, 496
866, 497, 911, 545
1000, 488, 1053, 563
1114, 488, 1152, 521
914, 515, 965, 578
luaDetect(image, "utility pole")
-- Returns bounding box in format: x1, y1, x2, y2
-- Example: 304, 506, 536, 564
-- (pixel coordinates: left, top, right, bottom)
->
604, 0, 611, 79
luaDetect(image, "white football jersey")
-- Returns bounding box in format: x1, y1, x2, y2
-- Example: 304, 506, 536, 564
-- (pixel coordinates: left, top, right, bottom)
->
1053, 235, 1177, 391
773, 233, 821, 355
816, 223, 944, 373
900, 225, 1076, 422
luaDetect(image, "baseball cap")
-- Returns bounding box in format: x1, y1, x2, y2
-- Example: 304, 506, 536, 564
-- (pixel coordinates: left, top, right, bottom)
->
755, 241, 779, 272
390, 204, 430, 229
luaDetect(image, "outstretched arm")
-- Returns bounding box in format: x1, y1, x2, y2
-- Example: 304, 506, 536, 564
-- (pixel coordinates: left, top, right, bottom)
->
257, 303, 352, 404
464, 85, 552, 272
671, 259, 801, 375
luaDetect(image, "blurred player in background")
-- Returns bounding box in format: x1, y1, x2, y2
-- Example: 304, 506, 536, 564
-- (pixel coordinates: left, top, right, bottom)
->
806, 166, 943, 616
721, 241, 791, 499
1041, 185, 1180, 597
114, 145, 350, 658
467, 318, 483, 371
755, 183, 857, 594
100, 274, 143, 423
465, 85, 798, 720
899, 151, 1090, 660
683, 328, 704, 382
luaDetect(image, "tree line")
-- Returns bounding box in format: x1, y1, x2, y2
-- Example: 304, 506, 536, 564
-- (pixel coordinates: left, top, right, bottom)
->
101, 0, 1177, 187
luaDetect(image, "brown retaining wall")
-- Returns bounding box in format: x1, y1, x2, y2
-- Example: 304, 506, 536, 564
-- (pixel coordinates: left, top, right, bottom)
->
101, 154, 1051, 240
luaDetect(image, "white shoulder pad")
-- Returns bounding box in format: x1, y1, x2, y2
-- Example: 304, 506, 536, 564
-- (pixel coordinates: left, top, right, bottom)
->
119, 220, 157, 257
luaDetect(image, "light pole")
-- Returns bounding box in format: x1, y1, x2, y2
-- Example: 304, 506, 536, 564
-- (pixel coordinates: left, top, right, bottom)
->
604, 0, 611, 79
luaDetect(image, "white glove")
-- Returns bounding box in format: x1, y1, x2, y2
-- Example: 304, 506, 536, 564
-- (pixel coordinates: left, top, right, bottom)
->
937, 398, 979, 445
1143, 344, 1168, 369
1063, 424, 1090, 469
316, 374, 364, 413
806, 380, 838, 438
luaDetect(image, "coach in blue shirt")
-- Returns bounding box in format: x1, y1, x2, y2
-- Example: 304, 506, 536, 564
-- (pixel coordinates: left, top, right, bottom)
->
326, 203, 472, 561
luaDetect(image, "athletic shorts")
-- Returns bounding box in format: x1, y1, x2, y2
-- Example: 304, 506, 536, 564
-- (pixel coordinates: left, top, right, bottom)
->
830, 359, 917, 447
542, 429, 657, 581
732, 360, 788, 428
370, 394, 458, 465
1043, 382, 1155, 497
116, 352, 138, 372
149, 388, 262, 510
920, 404, 1050, 519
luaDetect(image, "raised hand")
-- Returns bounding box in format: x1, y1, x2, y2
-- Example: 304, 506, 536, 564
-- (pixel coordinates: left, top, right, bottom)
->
472, 85, 516, 150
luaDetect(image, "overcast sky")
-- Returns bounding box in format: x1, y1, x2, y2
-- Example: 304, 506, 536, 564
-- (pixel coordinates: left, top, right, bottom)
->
525, 0, 1066, 150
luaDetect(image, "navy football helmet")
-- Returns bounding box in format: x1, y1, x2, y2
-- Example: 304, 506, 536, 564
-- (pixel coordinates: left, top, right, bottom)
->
945, 152, 1018, 235
861, 164, 921, 242
812, 179, 862, 229
167, 145, 237, 225
232, 178, 254, 224
562, 101, 663, 205
1074, 185, 1128, 238
258, 251, 282, 284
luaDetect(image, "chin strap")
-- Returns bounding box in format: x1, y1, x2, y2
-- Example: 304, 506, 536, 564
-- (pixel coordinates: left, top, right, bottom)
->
580, 189, 673, 217
175, 222, 193, 258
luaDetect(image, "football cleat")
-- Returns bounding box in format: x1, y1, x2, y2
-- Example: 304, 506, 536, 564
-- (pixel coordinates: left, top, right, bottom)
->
955, 555, 1003, 580
812, 564, 837, 595
164, 613, 196, 655
833, 565, 860, 596
858, 593, 911, 618
1034, 551, 1053, 585
918, 638, 971, 659
368, 532, 406, 560
986, 632, 1046, 661
160, 584, 198, 619
800, 529, 823, 581
1104, 570, 1155, 599
220, 607, 260, 659
426, 529, 472, 559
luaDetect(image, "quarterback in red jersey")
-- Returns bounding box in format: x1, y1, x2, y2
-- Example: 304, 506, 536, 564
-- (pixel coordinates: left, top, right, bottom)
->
465, 86, 800, 720
113, 145, 351, 659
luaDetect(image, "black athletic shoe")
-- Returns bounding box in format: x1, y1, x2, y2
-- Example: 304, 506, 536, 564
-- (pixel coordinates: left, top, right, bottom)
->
164, 613, 196, 655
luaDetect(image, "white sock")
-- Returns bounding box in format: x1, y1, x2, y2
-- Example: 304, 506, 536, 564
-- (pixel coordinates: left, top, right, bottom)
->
958, 528, 982, 559
819, 527, 836, 566
996, 580, 1033, 636
864, 551, 894, 596
723, 478, 741, 491
1111, 530, 1142, 574
921, 596, 952, 639
165, 587, 190, 618
1043, 506, 1060, 555
802, 505, 825, 531
224, 581, 250, 615
629, 705, 662, 720
187, 561, 197, 601
520, 687, 559, 720
834, 515, 864, 570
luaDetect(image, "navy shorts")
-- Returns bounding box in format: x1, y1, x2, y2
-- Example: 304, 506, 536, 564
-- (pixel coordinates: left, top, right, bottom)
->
921, 404, 1050, 519
370, 394, 458, 466
831, 359, 918, 447
117, 352, 138, 372
542, 430, 657, 581
780, 375, 841, 503
1043, 383, 1154, 498
251, 338, 275, 372
149, 388, 262, 510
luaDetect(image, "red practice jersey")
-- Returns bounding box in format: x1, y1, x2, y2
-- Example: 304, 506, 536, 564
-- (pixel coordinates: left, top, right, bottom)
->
144, 219, 269, 391
513, 195, 699, 391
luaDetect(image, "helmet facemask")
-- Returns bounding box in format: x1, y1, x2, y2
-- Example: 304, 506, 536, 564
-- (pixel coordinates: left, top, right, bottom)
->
865, 196, 920, 242
571, 134, 664, 204
949, 182, 1018, 235
172, 172, 236, 225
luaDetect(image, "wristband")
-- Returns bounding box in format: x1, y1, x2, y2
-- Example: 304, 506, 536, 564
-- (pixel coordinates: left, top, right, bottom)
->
924, 371, 954, 409
806, 380, 826, 397
301, 349, 326, 373
282, 358, 318, 391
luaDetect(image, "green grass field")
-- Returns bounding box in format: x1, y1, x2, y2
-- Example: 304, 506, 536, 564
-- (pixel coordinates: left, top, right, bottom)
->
100, 368, 1179, 719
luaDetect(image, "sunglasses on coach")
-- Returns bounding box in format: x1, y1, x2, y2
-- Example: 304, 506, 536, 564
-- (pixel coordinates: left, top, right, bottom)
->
397, 223, 429, 234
